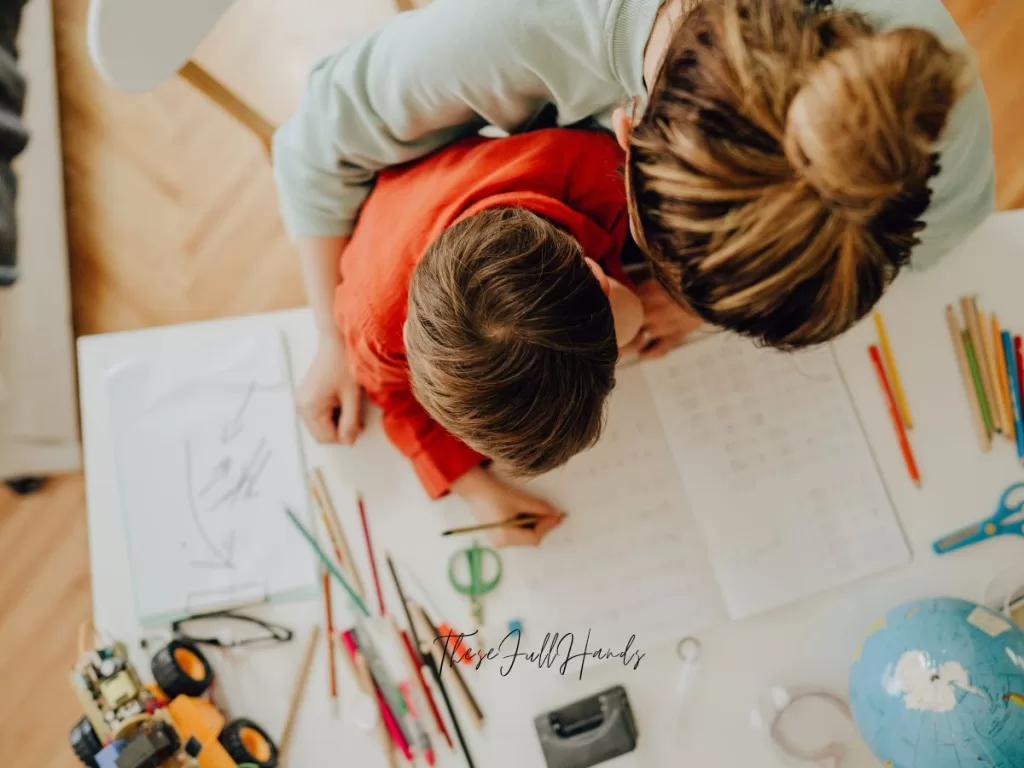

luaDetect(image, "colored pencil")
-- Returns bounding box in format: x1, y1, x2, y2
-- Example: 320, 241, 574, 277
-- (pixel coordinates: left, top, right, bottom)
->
1002, 331, 1024, 461
320, 568, 339, 713
311, 468, 366, 598
279, 626, 321, 764
869, 346, 921, 486
946, 306, 991, 452
978, 308, 1005, 433
342, 631, 412, 762
284, 507, 371, 617
357, 494, 386, 616
416, 605, 485, 727
993, 315, 1015, 441
963, 331, 994, 434
441, 512, 545, 538
1016, 337, 1024, 463
385, 556, 477, 768
873, 312, 912, 428
337, 639, 397, 768
962, 297, 998, 432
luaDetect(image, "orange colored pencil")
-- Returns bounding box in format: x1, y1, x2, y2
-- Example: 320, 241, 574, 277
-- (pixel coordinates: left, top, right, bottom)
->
321, 567, 338, 709
869, 345, 921, 487
993, 314, 1015, 441
358, 494, 386, 616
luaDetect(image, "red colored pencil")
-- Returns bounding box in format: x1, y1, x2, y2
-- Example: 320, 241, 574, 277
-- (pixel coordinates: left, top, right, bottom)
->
399, 628, 453, 749
358, 494, 386, 616
341, 630, 412, 762
869, 345, 921, 486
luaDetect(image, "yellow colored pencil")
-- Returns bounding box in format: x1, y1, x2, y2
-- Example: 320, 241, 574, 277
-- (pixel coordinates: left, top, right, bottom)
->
873, 312, 912, 428
993, 314, 1015, 441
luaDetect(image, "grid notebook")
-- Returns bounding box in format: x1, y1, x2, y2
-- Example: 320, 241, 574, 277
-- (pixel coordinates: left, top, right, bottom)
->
504, 333, 909, 647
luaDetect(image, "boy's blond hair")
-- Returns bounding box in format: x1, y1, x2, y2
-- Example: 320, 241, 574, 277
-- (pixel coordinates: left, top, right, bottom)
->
406, 207, 617, 474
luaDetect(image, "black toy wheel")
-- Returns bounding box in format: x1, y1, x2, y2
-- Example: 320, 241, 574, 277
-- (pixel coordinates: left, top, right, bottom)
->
69, 716, 103, 767
219, 718, 278, 768
150, 638, 214, 699
5, 476, 46, 495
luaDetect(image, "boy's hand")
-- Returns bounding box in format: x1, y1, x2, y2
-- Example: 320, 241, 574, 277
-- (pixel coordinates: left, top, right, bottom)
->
625, 279, 704, 360
296, 334, 364, 444
450, 468, 565, 548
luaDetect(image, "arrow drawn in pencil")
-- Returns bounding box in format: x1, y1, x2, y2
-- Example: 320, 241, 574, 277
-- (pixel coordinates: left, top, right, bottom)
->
184, 440, 236, 569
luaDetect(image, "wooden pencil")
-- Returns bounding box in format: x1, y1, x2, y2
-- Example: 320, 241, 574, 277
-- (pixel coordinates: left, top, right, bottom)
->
945, 306, 991, 452
342, 642, 400, 768
278, 626, 321, 763
869, 346, 921, 486
873, 312, 912, 428
962, 297, 999, 432
357, 494, 386, 616
441, 513, 543, 538
993, 314, 1016, 441
311, 468, 366, 598
963, 331, 994, 434
977, 307, 1004, 433
321, 568, 338, 711
414, 605, 485, 728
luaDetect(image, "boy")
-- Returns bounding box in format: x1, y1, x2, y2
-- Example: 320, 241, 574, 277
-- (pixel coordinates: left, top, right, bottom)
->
334, 128, 642, 546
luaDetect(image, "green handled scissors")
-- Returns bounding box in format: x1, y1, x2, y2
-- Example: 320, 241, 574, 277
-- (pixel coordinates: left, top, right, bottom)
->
448, 541, 503, 629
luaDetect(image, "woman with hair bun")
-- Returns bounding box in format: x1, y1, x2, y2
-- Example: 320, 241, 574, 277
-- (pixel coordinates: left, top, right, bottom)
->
277, 0, 994, 445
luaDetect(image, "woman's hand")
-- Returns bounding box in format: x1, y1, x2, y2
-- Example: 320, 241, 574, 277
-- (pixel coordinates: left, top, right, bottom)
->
450, 467, 565, 548
624, 279, 704, 359
296, 334, 364, 444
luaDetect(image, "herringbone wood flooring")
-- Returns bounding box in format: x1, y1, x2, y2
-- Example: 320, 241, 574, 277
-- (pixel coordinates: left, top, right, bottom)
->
2, 1, 1021, 765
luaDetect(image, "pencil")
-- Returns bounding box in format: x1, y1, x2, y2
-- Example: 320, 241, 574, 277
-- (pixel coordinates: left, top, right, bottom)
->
441, 513, 543, 538
311, 468, 366, 598
342, 630, 414, 762
976, 307, 1003, 432
278, 626, 321, 763
963, 331, 994, 434
284, 507, 371, 617
1002, 331, 1024, 461
357, 494, 386, 616
873, 312, 911, 428
416, 605, 485, 728
385, 556, 476, 768
945, 306, 991, 452
1016, 337, 1024, 464
993, 314, 1015, 441
321, 568, 338, 711
869, 346, 921, 486
962, 297, 998, 433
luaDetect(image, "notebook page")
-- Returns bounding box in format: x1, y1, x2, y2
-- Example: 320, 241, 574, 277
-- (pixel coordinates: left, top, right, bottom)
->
106, 330, 315, 624
643, 335, 909, 619
502, 367, 727, 648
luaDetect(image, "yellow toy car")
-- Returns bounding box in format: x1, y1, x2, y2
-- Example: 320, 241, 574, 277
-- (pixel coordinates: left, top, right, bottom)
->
69, 637, 277, 768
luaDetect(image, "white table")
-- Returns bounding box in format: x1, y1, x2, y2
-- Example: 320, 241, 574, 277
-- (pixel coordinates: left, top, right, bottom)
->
79, 211, 1024, 767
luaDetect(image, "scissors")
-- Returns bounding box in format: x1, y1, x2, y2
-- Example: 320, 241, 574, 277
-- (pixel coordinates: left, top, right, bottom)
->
933, 483, 1024, 555
448, 541, 503, 630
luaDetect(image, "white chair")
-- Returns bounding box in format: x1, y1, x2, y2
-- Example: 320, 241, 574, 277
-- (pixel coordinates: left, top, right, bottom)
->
86, 0, 417, 152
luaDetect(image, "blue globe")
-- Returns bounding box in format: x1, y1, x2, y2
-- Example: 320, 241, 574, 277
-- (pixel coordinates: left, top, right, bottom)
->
850, 598, 1024, 768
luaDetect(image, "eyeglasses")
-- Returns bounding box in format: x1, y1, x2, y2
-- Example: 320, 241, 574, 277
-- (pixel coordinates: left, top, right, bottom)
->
170, 610, 293, 649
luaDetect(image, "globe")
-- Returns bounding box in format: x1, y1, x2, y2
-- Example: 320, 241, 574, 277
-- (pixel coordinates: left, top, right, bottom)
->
850, 597, 1024, 767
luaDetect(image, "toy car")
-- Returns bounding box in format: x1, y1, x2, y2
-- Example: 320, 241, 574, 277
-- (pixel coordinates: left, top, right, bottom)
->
68, 636, 278, 768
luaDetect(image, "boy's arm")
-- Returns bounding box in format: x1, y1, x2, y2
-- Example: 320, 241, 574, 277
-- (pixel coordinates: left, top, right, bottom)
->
272, 0, 550, 239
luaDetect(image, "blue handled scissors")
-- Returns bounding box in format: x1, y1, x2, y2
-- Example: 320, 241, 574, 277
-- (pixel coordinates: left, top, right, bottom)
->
933, 483, 1024, 555
448, 541, 502, 630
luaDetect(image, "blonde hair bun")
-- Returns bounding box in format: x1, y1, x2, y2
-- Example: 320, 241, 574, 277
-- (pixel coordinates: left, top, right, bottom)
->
784, 27, 969, 220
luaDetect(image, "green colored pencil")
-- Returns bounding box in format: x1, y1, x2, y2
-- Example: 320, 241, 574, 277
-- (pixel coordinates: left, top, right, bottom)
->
962, 330, 994, 435
285, 507, 370, 617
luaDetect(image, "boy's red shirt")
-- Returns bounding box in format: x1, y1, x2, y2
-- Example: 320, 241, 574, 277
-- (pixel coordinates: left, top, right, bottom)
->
336, 128, 630, 499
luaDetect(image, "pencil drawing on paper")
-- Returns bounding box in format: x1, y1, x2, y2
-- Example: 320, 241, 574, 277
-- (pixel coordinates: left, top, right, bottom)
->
183, 380, 277, 570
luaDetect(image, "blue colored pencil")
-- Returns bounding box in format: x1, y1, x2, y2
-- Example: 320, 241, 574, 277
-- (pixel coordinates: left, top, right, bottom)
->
285, 507, 371, 617
1001, 331, 1024, 461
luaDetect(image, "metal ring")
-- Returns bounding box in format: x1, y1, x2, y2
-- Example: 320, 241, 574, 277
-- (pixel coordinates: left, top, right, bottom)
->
677, 636, 702, 662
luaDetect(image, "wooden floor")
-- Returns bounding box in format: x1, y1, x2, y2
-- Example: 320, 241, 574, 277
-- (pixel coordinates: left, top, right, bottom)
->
2, 0, 1021, 764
